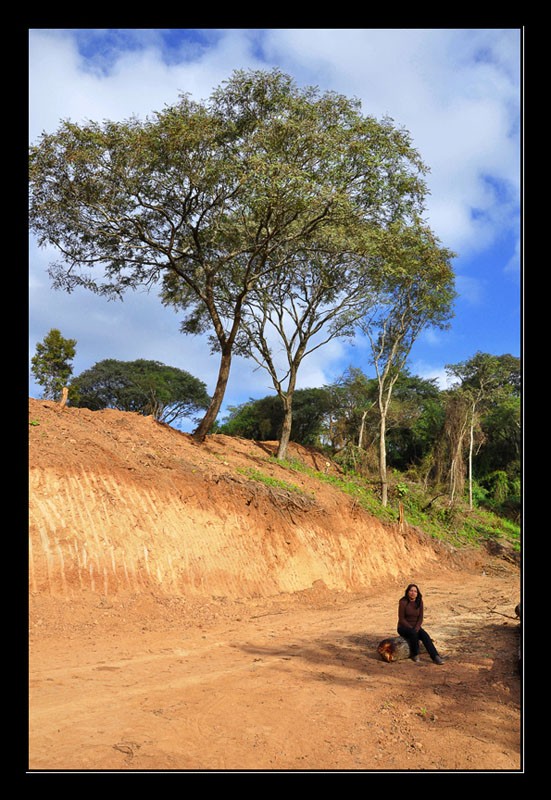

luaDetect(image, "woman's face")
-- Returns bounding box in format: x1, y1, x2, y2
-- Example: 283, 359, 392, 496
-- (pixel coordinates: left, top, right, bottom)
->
407, 586, 418, 601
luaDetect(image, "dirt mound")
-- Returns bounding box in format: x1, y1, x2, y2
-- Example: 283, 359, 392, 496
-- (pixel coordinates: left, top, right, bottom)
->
29, 398, 471, 601
28, 399, 522, 772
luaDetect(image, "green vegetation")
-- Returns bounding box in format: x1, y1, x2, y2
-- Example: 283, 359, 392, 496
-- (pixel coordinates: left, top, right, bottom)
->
237, 467, 308, 497
255, 454, 520, 552
31, 328, 76, 402
70, 359, 210, 426
28, 63, 519, 542
29, 67, 438, 446
219, 353, 520, 528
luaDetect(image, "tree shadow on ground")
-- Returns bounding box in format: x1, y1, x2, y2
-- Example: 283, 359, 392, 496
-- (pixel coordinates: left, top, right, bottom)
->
235, 619, 521, 758
235, 619, 521, 697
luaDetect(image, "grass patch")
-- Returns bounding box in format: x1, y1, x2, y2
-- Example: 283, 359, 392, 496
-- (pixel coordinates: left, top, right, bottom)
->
397, 483, 520, 549
269, 457, 396, 521
238, 466, 307, 496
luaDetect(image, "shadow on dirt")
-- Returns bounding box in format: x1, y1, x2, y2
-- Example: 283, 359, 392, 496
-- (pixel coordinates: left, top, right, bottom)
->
239, 617, 520, 671
236, 618, 521, 757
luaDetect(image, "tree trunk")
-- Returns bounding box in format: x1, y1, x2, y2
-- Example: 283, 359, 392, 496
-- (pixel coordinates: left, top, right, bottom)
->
449, 424, 467, 504
192, 344, 232, 443
377, 636, 411, 662
276, 394, 293, 460
379, 412, 388, 507
358, 408, 368, 449
276, 364, 299, 461
468, 402, 475, 510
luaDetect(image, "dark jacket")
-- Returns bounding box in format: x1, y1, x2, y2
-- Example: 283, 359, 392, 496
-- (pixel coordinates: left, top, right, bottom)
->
398, 597, 423, 632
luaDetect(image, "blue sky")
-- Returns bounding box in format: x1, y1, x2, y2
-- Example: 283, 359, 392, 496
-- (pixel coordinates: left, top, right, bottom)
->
28, 28, 522, 430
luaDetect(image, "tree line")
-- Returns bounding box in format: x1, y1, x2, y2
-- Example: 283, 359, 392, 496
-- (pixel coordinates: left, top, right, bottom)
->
217, 353, 520, 519
31, 329, 519, 520
30, 329, 211, 426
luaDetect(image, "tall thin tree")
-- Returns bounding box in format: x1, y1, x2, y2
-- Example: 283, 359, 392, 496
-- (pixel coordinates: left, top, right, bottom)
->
360, 222, 456, 506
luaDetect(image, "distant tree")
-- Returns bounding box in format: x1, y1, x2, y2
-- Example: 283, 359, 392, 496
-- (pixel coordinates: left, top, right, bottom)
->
219, 396, 281, 440
219, 387, 333, 446
31, 328, 76, 401
290, 387, 334, 446
445, 352, 520, 509
384, 372, 444, 471
70, 359, 210, 426
325, 367, 378, 452
475, 394, 520, 482
472, 355, 520, 499
431, 389, 470, 503
30, 68, 429, 445
323, 368, 444, 476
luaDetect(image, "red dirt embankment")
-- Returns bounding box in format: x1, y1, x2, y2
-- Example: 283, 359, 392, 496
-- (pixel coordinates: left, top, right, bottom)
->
28, 399, 522, 771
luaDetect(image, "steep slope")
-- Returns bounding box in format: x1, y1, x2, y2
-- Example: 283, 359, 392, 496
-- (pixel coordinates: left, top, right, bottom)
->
29, 398, 464, 600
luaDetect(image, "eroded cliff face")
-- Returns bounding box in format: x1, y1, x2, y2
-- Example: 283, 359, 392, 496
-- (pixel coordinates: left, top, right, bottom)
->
29, 399, 451, 600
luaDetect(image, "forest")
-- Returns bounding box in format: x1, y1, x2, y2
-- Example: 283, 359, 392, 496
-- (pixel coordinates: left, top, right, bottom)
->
216, 354, 520, 520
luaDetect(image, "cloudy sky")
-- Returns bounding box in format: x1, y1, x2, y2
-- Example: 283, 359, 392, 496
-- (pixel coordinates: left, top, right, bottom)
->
28, 28, 522, 430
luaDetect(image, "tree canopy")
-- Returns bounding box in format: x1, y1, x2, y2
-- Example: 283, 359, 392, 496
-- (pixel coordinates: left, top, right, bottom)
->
70, 359, 210, 425
219, 387, 333, 446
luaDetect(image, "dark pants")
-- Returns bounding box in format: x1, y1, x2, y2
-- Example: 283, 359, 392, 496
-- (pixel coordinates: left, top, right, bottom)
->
397, 625, 440, 661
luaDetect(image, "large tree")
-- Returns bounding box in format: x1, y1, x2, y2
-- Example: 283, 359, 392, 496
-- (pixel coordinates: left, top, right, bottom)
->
360, 222, 456, 506
31, 328, 76, 401
70, 359, 210, 425
29, 69, 428, 443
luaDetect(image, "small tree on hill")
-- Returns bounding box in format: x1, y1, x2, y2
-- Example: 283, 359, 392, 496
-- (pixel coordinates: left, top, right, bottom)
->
444, 352, 519, 509
31, 328, 76, 401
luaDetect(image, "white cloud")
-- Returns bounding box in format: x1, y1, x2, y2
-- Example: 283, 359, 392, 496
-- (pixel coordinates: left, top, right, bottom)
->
260, 28, 520, 259
454, 274, 485, 305
409, 360, 455, 390
29, 28, 268, 144
420, 329, 444, 347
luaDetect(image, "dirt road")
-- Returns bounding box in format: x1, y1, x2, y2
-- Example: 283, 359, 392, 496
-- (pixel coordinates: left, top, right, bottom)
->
29, 559, 521, 772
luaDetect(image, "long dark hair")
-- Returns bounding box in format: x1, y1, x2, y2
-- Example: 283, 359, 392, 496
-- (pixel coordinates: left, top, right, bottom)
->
402, 583, 422, 608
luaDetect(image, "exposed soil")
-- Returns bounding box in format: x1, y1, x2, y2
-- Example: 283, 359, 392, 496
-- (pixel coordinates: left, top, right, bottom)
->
28, 399, 522, 773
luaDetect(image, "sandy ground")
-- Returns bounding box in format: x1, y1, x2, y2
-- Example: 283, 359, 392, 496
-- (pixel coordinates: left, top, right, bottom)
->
29, 561, 521, 772
28, 399, 522, 773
